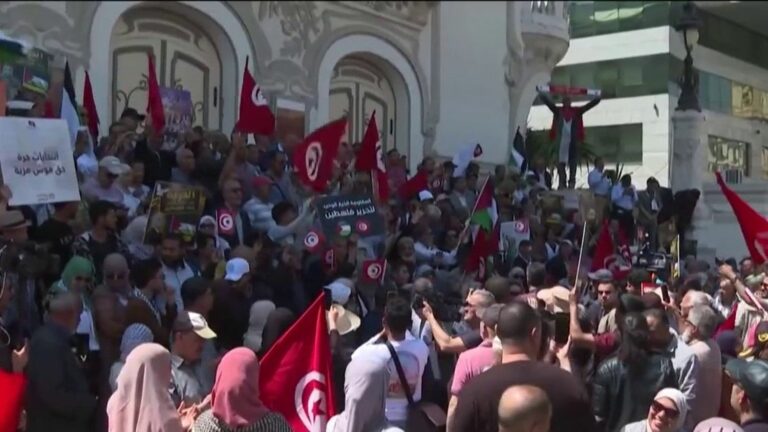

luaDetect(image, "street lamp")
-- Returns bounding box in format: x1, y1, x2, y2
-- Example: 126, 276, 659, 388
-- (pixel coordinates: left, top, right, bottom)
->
675, 1, 702, 112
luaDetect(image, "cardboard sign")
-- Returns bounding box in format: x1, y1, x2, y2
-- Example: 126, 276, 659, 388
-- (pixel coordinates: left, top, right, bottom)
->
144, 181, 206, 245
0, 117, 80, 205
316, 194, 385, 239
500, 219, 531, 260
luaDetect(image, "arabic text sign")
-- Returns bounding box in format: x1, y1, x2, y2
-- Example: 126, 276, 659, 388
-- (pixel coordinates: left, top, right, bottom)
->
144, 181, 206, 245
317, 194, 385, 239
0, 117, 80, 205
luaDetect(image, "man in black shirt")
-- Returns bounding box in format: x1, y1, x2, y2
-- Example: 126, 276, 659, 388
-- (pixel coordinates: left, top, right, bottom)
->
34, 201, 78, 277
132, 122, 176, 186
452, 302, 595, 432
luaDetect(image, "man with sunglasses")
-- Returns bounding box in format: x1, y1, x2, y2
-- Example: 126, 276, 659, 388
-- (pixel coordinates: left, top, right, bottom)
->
81, 156, 130, 205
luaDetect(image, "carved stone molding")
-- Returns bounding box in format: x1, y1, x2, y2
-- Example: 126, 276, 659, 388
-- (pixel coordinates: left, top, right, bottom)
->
352, 1, 437, 27
0, 1, 98, 72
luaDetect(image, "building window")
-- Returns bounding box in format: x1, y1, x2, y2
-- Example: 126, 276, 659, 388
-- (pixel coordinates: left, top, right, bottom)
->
699, 9, 768, 71
707, 135, 749, 177
538, 54, 674, 104
569, 1, 672, 38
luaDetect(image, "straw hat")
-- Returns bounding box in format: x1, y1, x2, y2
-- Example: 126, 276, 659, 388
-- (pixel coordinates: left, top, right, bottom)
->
327, 304, 361, 336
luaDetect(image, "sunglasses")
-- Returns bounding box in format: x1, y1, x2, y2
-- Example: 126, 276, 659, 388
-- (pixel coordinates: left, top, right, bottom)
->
651, 401, 679, 419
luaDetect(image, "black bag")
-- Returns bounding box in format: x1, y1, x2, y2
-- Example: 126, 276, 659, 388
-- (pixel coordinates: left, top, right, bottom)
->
385, 341, 446, 432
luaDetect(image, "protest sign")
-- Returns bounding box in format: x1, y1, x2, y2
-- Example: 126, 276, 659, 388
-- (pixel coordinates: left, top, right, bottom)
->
0, 117, 80, 205
160, 87, 193, 150
144, 181, 206, 245
500, 219, 531, 261
0, 47, 52, 100
316, 194, 384, 239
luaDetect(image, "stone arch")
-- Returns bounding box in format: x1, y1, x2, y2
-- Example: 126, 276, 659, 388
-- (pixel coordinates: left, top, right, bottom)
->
89, 0, 257, 133
315, 34, 425, 173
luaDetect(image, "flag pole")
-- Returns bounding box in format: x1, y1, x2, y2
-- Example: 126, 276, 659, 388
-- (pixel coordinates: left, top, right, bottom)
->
675, 234, 681, 282
456, 175, 491, 247
574, 222, 589, 295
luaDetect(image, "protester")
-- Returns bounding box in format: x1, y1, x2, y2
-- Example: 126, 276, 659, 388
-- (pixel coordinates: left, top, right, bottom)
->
125, 258, 177, 346
620, 388, 689, 432
726, 359, 768, 431
242, 300, 276, 353
107, 343, 194, 432
170, 310, 217, 405
497, 385, 552, 432
683, 305, 724, 424
422, 289, 495, 353
108, 323, 153, 392
193, 347, 292, 432
26, 290, 97, 432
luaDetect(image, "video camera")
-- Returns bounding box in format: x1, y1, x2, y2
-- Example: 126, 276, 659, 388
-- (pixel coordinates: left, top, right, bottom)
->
0, 239, 57, 279
412, 289, 463, 323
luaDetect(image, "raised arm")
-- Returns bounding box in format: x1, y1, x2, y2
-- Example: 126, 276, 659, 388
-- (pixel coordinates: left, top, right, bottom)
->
578, 95, 602, 115
536, 88, 559, 114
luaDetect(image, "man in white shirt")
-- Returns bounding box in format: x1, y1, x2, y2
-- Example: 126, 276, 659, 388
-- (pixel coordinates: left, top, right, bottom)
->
588, 157, 612, 223
610, 174, 638, 239
681, 305, 722, 426
351, 296, 429, 427
157, 234, 199, 312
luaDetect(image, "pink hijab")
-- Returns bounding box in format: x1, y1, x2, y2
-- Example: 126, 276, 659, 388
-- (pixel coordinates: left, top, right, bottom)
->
211, 347, 270, 427
106, 343, 184, 432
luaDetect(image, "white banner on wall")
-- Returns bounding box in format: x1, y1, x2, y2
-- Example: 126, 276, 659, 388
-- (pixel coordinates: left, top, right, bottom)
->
0, 117, 81, 206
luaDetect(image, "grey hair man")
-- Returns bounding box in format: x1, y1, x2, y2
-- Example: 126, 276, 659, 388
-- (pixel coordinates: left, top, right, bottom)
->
681, 290, 712, 320
683, 305, 723, 425
498, 385, 552, 432
423, 289, 495, 354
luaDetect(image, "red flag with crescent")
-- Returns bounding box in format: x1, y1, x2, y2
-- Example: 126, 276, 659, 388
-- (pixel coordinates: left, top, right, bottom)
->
293, 118, 347, 193
235, 56, 275, 136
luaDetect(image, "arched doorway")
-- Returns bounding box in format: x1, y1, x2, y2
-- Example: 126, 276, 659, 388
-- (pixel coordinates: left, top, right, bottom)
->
316, 34, 423, 173
110, 6, 222, 130
330, 56, 397, 150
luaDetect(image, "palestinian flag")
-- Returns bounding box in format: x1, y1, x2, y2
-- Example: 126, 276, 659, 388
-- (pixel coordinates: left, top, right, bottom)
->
469, 178, 497, 232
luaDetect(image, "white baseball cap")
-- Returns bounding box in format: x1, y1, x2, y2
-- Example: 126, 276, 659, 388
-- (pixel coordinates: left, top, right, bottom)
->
418, 190, 434, 202
325, 279, 353, 305
99, 156, 130, 176
173, 311, 217, 339
224, 258, 250, 282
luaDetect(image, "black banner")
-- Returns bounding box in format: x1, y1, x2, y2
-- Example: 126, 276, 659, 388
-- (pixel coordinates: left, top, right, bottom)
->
316, 194, 384, 239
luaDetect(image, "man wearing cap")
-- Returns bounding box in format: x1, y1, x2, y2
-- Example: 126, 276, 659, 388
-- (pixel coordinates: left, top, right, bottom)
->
727, 359, 768, 431
170, 310, 217, 406
81, 156, 130, 205
208, 258, 252, 351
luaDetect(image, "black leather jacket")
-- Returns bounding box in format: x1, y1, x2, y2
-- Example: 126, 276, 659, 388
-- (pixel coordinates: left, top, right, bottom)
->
592, 353, 677, 432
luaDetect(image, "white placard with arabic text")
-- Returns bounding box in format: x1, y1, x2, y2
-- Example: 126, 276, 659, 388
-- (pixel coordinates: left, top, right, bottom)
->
0, 117, 81, 206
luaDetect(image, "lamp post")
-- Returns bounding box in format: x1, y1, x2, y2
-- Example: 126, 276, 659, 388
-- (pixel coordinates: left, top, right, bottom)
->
675, 1, 702, 112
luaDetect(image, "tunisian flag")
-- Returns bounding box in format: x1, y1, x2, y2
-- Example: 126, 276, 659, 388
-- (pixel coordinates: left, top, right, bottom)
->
259, 293, 336, 431
398, 170, 429, 201
83, 71, 100, 142
146, 53, 165, 135
236, 56, 275, 136
716, 171, 768, 265
355, 112, 389, 201
591, 221, 632, 279
0, 370, 25, 432
466, 221, 500, 280
293, 118, 347, 193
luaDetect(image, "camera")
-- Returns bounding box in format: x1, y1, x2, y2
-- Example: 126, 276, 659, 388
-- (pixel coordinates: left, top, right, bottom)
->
412, 290, 463, 323
0, 240, 56, 278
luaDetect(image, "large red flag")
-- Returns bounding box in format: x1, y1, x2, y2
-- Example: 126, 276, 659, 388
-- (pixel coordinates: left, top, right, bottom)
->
259, 293, 336, 432
355, 113, 389, 201
293, 118, 347, 193
236, 57, 275, 136
466, 223, 499, 280
146, 53, 165, 135
716, 171, 768, 265
0, 371, 25, 432
83, 71, 100, 142
591, 221, 632, 279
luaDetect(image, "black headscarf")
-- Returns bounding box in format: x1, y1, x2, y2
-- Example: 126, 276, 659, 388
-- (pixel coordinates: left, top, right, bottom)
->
258, 308, 296, 357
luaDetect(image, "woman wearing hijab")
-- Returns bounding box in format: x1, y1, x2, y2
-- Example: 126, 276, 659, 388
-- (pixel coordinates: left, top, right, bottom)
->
258, 308, 296, 357
107, 343, 194, 432
243, 300, 276, 353
122, 215, 154, 261
109, 323, 153, 392
193, 348, 291, 432
619, 388, 688, 432
326, 356, 402, 432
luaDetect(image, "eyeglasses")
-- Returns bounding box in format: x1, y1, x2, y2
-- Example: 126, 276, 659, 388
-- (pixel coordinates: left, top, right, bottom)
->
105, 273, 127, 281
651, 401, 679, 419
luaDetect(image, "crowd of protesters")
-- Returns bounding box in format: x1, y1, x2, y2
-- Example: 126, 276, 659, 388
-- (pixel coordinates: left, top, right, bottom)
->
0, 97, 766, 432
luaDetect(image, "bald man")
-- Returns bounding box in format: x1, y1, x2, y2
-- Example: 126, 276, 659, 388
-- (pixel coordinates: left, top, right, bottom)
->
498, 385, 552, 432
